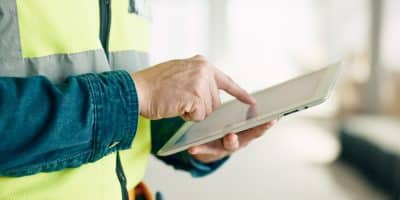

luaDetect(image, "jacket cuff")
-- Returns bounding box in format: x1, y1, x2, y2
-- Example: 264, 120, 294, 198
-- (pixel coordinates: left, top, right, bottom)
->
182, 151, 230, 177
82, 70, 139, 162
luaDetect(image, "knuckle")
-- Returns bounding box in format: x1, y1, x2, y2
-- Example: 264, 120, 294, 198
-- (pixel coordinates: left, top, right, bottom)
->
191, 55, 208, 67
192, 80, 208, 96
196, 60, 209, 72
193, 100, 204, 112
192, 96, 201, 107
192, 85, 203, 97
194, 54, 206, 61
197, 67, 209, 79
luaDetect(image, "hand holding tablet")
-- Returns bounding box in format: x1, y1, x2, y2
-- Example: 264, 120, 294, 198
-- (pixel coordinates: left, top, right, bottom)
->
158, 62, 343, 156
187, 120, 278, 163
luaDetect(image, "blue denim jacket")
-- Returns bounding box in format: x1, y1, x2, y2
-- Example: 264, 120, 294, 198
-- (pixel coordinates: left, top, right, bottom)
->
0, 70, 226, 177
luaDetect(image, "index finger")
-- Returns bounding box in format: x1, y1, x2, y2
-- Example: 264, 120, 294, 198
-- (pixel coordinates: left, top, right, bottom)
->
214, 69, 256, 105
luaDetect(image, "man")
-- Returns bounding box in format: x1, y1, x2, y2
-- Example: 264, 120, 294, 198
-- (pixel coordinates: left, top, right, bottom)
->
0, 1, 276, 199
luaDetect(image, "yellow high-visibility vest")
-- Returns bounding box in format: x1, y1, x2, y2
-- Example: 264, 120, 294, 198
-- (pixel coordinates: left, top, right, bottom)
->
0, 0, 151, 199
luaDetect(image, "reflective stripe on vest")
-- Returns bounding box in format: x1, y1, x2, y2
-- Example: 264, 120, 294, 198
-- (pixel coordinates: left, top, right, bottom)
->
0, 0, 152, 199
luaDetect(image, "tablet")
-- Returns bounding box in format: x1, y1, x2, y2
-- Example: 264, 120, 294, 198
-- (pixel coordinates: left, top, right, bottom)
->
157, 62, 343, 156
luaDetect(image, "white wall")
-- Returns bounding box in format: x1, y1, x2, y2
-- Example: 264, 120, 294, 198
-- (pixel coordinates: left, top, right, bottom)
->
144, 1, 381, 199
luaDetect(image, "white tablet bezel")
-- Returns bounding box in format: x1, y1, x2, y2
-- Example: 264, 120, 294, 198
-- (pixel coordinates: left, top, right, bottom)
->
157, 62, 342, 156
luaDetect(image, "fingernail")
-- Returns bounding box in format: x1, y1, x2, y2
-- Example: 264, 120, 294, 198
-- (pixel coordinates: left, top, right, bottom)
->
229, 133, 237, 140
232, 135, 240, 148
234, 138, 240, 148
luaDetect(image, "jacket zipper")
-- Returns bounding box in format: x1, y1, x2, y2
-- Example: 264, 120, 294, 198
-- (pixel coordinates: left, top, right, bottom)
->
99, 3, 129, 200
99, 0, 111, 60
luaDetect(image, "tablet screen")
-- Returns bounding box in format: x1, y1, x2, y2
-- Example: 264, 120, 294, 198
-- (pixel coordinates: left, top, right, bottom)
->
174, 70, 323, 145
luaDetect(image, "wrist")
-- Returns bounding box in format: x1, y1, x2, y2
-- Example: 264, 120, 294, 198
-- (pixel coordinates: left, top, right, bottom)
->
131, 72, 147, 116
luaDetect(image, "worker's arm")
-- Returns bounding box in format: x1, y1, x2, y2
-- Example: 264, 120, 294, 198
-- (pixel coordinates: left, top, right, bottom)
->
138, 55, 276, 176
0, 71, 139, 177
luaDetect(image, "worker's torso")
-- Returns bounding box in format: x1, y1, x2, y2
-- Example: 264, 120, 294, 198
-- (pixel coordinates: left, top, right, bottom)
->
0, 0, 151, 199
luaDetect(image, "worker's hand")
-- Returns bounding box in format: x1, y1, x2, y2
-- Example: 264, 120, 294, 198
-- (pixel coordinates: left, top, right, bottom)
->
188, 120, 278, 163
132, 55, 255, 121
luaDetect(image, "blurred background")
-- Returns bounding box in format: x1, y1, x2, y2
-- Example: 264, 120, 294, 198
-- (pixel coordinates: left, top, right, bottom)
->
144, 0, 400, 199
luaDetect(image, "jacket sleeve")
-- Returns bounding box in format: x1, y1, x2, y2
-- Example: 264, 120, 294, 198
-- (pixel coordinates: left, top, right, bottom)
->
0, 70, 139, 177
151, 117, 228, 177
